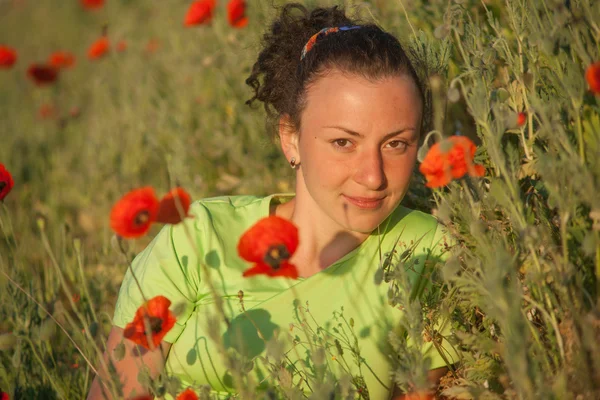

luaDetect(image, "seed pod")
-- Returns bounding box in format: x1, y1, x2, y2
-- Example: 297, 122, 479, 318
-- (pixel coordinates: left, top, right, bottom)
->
495, 88, 510, 102
334, 339, 344, 356
447, 87, 461, 103
417, 142, 430, 163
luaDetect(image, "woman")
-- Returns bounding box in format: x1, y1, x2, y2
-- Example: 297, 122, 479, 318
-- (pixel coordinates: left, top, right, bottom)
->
88, 3, 457, 399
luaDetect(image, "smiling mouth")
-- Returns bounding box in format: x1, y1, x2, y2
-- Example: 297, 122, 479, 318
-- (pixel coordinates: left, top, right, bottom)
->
343, 195, 385, 209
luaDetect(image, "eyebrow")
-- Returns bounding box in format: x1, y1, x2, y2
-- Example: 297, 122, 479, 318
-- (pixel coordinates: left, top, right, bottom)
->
323, 125, 417, 141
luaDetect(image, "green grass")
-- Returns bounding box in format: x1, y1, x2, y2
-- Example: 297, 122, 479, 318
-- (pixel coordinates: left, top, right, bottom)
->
1, 0, 600, 398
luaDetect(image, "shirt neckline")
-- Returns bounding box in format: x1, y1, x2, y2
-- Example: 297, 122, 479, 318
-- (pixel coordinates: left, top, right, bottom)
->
262, 193, 386, 282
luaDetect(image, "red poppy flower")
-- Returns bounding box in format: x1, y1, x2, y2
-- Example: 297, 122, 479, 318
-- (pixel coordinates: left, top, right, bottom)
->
177, 388, 199, 400
0, 45, 17, 69
110, 187, 159, 238
0, 164, 13, 202
145, 39, 160, 54
0, 391, 9, 400
69, 106, 81, 118
81, 0, 104, 9
586, 61, 600, 95
123, 295, 176, 349
48, 51, 75, 69
394, 392, 433, 400
27, 64, 59, 86
38, 104, 57, 119
418, 135, 485, 188
88, 37, 110, 60
238, 216, 299, 279
517, 112, 526, 127
156, 187, 192, 225
116, 40, 127, 52
227, 0, 248, 28
184, 0, 217, 26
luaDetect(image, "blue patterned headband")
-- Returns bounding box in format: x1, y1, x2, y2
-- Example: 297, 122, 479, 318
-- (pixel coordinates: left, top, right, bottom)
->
300, 25, 362, 60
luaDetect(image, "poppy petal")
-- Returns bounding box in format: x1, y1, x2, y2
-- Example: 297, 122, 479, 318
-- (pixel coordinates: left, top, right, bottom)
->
48, 51, 75, 69
88, 37, 110, 60
155, 187, 192, 225
109, 187, 159, 238
419, 135, 484, 188
242, 262, 299, 279
27, 64, 59, 86
227, 0, 248, 28
184, 0, 217, 26
0, 45, 17, 69
0, 163, 14, 201
470, 164, 486, 177
585, 61, 600, 95
81, 0, 104, 9
116, 40, 127, 52
232, 17, 248, 28
177, 388, 199, 400
237, 216, 299, 263
242, 263, 272, 277
124, 295, 176, 349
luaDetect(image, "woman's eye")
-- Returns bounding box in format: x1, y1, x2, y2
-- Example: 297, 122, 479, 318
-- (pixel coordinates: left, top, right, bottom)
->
333, 139, 352, 148
387, 140, 408, 150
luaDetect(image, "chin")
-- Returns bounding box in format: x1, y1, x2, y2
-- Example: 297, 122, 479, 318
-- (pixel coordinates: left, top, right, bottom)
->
341, 213, 388, 234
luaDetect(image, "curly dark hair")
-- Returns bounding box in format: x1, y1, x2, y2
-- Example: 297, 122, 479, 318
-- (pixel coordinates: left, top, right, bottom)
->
245, 2, 429, 140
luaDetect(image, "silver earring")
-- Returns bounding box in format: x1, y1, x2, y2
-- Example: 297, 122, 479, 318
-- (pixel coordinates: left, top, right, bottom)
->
290, 157, 297, 168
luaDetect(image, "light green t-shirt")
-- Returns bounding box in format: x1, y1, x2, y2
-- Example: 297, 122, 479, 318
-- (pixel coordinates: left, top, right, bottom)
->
113, 194, 458, 399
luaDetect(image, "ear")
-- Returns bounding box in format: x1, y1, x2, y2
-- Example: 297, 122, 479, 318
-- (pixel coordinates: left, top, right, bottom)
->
278, 114, 299, 163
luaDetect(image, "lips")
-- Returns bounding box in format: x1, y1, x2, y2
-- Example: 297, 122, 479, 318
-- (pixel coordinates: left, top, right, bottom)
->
343, 194, 385, 209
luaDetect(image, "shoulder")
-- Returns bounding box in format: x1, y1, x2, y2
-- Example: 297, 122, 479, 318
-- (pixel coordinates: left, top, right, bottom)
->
386, 205, 440, 233
189, 194, 266, 215
174, 194, 270, 247
186, 194, 268, 227
376, 205, 449, 254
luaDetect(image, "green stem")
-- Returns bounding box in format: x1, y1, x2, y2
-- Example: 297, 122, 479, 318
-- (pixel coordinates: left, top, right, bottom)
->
22, 337, 67, 399
596, 234, 600, 305
40, 226, 118, 386
0, 267, 102, 379
574, 108, 585, 163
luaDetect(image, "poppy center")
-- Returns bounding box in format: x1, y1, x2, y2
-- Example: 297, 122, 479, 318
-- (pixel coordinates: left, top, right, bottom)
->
0, 182, 5, 192
134, 210, 150, 227
148, 316, 163, 334
263, 244, 290, 270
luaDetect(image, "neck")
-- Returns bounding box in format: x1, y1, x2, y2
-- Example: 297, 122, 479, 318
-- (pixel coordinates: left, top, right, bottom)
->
274, 191, 368, 278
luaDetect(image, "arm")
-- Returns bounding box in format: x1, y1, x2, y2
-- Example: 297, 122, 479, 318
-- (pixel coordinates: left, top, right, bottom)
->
391, 366, 448, 399
86, 326, 172, 400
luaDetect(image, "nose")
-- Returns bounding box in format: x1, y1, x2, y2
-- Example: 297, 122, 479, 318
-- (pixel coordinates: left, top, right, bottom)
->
353, 148, 387, 191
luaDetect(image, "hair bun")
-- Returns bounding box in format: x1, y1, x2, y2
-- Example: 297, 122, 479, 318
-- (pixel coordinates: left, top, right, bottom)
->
245, 4, 355, 125
246, 3, 427, 143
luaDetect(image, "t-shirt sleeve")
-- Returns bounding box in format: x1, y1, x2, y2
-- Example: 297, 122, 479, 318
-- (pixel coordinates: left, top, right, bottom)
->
112, 213, 204, 344
421, 221, 461, 370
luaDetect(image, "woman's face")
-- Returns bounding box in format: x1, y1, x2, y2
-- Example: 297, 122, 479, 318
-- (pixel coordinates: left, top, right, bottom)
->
291, 69, 422, 234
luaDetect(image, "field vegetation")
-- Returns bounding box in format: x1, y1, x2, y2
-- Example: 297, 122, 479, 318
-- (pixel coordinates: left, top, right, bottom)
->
0, 0, 599, 399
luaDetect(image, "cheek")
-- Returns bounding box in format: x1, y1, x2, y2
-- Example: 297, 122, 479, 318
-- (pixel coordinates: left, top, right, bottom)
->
300, 141, 347, 181
385, 154, 417, 185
